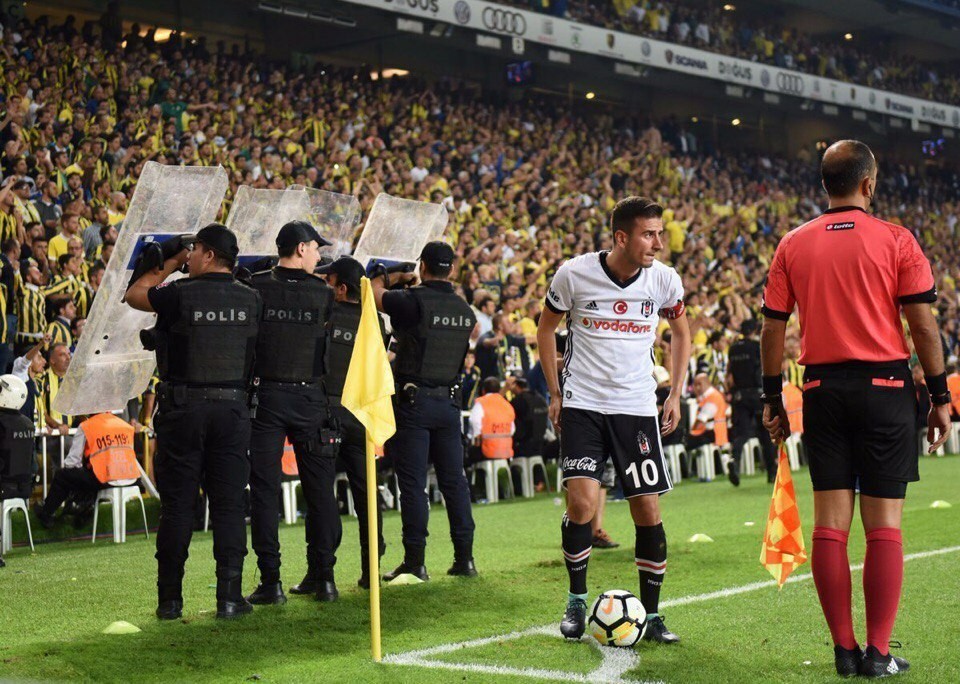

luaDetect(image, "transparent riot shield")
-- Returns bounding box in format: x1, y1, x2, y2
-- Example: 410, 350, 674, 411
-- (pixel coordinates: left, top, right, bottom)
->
352, 193, 448, 268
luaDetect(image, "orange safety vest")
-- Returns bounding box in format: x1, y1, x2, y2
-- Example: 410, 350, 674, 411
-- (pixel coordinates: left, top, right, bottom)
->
81, 413, 139, 484
948, 373, 960, 418
475, 393, 516, 459
281, 439, 298, 477
783, 381, 804, 434
691, 387, 728, 446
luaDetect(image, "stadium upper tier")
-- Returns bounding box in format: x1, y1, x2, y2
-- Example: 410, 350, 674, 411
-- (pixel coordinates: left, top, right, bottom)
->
0, 10, 957, 335
483, 0, 960, 107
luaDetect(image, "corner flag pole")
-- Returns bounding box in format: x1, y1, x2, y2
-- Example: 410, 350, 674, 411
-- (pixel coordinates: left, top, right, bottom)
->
365, 433, 382, 662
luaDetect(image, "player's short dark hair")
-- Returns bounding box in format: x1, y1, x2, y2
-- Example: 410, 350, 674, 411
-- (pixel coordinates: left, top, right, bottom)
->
610, 196, 663, 235
821, 140, 876, 197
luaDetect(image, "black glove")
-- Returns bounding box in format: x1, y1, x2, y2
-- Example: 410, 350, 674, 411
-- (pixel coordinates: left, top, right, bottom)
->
124, 235, 189, 298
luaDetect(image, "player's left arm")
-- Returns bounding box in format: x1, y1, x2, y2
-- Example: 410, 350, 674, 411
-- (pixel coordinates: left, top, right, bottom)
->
662, 310, 690, 436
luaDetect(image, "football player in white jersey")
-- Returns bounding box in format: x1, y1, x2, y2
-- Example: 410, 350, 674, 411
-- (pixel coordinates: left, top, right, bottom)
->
537, 196, 691, 642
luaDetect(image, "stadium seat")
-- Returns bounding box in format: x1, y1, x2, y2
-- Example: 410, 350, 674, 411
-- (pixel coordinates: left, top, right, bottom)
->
694, 444, 718, 482
334, 472, 356, 517
663, 444, 686, 483
471, 459, 514, 503
511, 455, 548, 497
1, 498, 34, 554
784, 434, 803, 470
741, 438, 761, 476
946, 423, 960, 454
91, 480, 148, 544
281, 480, 301, 524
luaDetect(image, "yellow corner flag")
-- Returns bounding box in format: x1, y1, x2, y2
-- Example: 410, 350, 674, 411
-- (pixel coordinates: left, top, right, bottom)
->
341, 276, 396, 662
760, 444, 808, 587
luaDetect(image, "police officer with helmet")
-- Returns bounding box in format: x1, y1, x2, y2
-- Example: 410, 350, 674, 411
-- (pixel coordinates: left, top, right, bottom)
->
282, 255, 386, 599
372, 241, 478, 581
0, 374, 33, 568
726, 318, 777, 485
125, 223, 261, 621
245, 220, 337, 606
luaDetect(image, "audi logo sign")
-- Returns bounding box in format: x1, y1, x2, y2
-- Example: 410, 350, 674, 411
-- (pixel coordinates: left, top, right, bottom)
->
482, 7, 526, 36
775, 73, 804, 96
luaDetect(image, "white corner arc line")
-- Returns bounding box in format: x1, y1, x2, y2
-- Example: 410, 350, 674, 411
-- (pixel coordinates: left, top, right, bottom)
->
384, 545, 960, 683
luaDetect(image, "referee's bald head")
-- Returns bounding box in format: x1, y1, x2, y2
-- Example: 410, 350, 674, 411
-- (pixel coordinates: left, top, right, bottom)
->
821, 140, 877, 199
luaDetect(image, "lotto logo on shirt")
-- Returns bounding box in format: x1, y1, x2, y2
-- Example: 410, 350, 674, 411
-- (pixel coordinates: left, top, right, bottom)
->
581, 317, 652, 335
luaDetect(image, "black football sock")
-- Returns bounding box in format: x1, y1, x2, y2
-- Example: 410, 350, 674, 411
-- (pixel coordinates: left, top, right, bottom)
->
561, 513, 593, 595
635, 523, 667, 616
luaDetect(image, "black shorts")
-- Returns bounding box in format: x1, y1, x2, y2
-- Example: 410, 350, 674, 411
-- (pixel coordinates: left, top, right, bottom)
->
802, 361, 918, 499
559, 407, 672, 498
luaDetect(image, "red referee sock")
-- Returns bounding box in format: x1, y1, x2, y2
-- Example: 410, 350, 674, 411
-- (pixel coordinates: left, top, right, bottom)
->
864, 527, 904, 657
812, 526, 857, 650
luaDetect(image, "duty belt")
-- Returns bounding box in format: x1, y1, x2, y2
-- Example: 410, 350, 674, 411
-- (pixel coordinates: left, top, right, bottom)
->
157, 383, 249, 405
257, 379, 322, 388
398, 382, 459, 401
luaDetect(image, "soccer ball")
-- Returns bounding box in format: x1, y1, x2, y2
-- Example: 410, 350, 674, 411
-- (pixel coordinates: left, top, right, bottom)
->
587, 590, 646, 647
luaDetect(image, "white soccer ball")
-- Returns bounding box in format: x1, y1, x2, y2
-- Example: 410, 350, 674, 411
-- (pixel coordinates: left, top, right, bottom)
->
587, 589, 646, 647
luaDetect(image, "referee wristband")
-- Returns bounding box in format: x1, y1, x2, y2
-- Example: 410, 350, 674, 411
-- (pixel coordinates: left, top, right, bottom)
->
925, 372, 948, 397
762, 375, 782, 397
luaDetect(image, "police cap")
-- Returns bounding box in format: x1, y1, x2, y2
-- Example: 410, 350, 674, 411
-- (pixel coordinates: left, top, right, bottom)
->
419, 241, 455, 272
183, 223, 240, 260
276, 220, 331, 250
316, 255, 365, 290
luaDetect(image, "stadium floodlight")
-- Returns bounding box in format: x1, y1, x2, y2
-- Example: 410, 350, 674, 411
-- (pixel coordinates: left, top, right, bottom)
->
586, 92, 596, 100
308, 11, 334, 22
844, 33, 853, 40
731, 118, 741, 126
258, 1, 282, 13
723, 4, 736, 10
333, 16, 358, 27
283, 6, 309, 18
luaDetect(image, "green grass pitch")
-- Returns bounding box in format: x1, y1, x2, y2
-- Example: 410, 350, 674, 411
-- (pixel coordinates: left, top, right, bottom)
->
2, 456, 958, 683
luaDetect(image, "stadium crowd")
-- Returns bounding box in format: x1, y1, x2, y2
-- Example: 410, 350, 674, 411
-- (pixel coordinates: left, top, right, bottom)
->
0, 8, 958, 503
505, 0, 960, 106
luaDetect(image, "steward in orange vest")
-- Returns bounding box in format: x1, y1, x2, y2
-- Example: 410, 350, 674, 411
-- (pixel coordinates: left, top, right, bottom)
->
688, 374, 728, 448
33, 412, 140, 530
82, 413, 140, 483
467, 377, 516, 463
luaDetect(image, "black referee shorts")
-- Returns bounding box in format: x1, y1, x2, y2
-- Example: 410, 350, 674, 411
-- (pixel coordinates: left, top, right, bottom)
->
802, 361, 918, 499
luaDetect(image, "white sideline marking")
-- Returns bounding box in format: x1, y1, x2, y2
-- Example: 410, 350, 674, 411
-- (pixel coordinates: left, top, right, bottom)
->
384, 545, 960, 683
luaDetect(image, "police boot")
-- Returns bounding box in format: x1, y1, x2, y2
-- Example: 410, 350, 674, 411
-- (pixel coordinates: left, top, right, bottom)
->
448, 543, 478, 577
216, 576, 253, 620
290, 558, 320, 595
315, 568, 339, 602
358, 538, 386, 589
156, 583, 183, 620
246, 581, 287, 605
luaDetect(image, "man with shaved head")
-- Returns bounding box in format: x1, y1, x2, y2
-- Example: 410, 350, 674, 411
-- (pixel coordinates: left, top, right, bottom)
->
760, 139, 950, 678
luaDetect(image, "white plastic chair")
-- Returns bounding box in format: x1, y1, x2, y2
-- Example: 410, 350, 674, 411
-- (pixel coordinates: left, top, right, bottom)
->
919, 430, 946, 457
334, 472, 356, 517
281, 479, 301, 524
471, 459, 513, 503
741, 438, 761, 476
784, 433, 803, 470
694, 444, 718, 482
92, 480, 148, 543
945, 422, 960, 454
1, 498, 34, 553
511, 455, 548, 498
663, 444, 686, 483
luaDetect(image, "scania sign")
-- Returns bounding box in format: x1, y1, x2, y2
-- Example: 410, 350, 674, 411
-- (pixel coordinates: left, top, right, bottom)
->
885, 98, 915, 115
664, 49, 707, 71
482, 7, 526, 35
775, 72, 804, 96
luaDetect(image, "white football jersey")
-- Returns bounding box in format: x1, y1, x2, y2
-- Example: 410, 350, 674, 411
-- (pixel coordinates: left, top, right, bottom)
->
546, 251, 685, 417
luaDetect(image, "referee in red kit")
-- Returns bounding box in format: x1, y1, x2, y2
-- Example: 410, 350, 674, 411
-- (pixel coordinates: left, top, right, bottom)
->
760, 140, 951, 678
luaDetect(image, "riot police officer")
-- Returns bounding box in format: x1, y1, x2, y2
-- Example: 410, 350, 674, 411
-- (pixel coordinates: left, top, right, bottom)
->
125, 223, 261, 620
0, 374, 33, 567
372, 241, 477, 581
288, 255, 385, 599
245, 220, 335, 606
726, 318, 777, 485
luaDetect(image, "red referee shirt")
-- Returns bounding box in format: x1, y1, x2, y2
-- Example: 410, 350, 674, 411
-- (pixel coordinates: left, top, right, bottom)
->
762, 206, 936, 366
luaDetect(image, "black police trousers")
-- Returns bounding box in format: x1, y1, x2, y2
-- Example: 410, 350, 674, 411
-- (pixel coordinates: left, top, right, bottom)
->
387, 393, 475, 564
298, 401, 385, 576
730, 393, 777, 475
248, 383, 328, 584
154, 398, 251, 602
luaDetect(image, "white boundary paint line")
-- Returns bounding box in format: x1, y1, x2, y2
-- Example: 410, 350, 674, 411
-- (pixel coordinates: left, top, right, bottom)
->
384, 544, 960, 683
